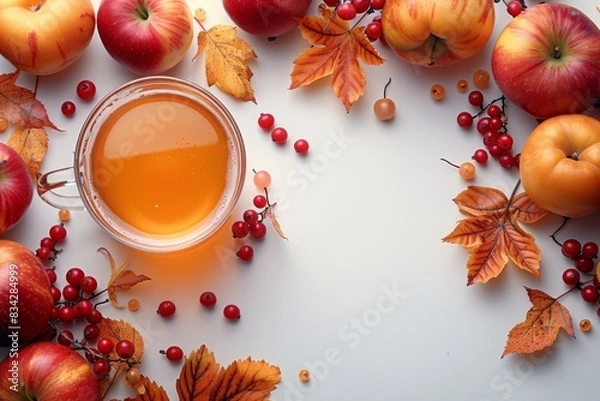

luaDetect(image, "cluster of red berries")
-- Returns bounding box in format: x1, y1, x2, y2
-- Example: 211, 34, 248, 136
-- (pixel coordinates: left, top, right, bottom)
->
558, 238, 600, 308
258, 113, 309, 154
495, 0, 525, 17
323, 0, 385, 41
456, 93, 520, 170
61, 79, 97, 117
35, 223, 68, 262
230, 170, 278, 262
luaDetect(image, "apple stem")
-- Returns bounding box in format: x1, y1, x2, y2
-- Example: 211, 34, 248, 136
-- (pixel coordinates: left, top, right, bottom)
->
0, 159, 6, 169
553, 46, 562, 60
427, 36, 440, 66
135, 6, 150, 20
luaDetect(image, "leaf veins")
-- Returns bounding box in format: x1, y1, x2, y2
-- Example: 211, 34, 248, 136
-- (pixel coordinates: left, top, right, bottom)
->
442, 185, 549, 285
502, 287, 574, 357
290, 4, 385, 112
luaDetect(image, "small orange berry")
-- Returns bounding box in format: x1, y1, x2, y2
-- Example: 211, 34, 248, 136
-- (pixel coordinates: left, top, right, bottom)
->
430, 84, 446, 101
58, 209, 71, 222
128, 298, 141, 312
0, 116, 8, 132
298, 369, 310, 382
579, 318, 592, 333
456, 79, 469, 93
473, 69, 490, 89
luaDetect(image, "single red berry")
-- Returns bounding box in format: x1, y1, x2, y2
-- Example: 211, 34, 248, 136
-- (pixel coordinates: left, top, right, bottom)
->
562, 268, 580, 286
97, 338, 115, 355
84, 324, 100, 340
249, 222, 267, 239
162, 345, 184, 362
489, 117, 503, 131
456, 112, 473, 128
561, 239, 582, 259
575, 257, 594, 273
40, 236, 56, 250
199, 291, 217, 308
336, 2, 357, 20
506, 0, 523, 17
86, 309, 103, 324
253, 195, 267, 209
50, 286, 61, 302
243, 209, 259, 225
472, 149, 488, 164
468, 90, 484, 107
371, 0, 385, 10
324, 0, 339, 6
270, 127, 288, 144
49, 224, 67, 242
498, 153, 514, 169
93, 359, 111, 379
76, 299, 94, 317
58, 305, 76, 323
232, 220, 250, 238
157, 300, 176, 317
351, 0, 370, 13
294, 139, 310, 154
81, 276, 98, 293
236, 245, 254, 261
76, 79, 97, 101
487, 104, 502, 118
85, 348, 101, 363
365, 21, 383, 41
581, 285, 600, 303
488, 144, 504, 158
61, 101, 76, 117
57, 330, 74, 347
115, 339, 135, 359
66, 267, 85, 286
62, 284, 80, 302
497, 134, 514, 151
257, 113, 275, 130
223, 304, 241, 320
582, 242, 599, 259
476, 117, 491, 135
36, 247, 52, 261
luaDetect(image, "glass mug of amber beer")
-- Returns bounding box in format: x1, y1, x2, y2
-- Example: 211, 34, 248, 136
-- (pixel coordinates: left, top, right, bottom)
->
37, 76, 246, 253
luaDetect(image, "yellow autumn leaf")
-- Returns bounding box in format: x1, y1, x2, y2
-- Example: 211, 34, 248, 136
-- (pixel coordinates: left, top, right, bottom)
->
195, 24, 257, 103
98, 247, 151, 309
7, 127, 48, 178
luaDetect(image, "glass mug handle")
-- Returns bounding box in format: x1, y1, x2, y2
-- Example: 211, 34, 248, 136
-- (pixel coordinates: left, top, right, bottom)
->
37, 166, 85, 210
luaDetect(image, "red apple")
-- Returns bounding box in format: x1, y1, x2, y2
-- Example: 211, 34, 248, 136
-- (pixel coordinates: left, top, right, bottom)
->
0, 342, 102, 401
381, 0, 495, 67
0, 0, 95, 75
97, 0, 194, 75
491, 3, 600, 120
0, 143, 33, 235
0, 240, 53, 347
223, 0, 313, 38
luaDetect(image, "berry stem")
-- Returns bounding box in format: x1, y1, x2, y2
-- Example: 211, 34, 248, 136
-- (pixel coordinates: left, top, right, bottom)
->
440, 158, 460, 169
549, 216, 570, 247
383, 78, 392, 99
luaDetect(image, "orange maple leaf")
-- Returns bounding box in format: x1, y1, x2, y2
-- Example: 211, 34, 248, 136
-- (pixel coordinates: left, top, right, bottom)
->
502, 287, 574, 357
443, 185, 549, 285
194, 21, 257, 103
176, 344, 281, 401
0, 71, 59, 130
98, 247, 151, 309
290, 4, 385, 112
7, 127, 48, 178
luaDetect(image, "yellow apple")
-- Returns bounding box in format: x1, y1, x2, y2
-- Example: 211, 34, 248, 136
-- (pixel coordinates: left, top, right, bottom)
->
0, 0, 96, 75
519, 114, 600, 218
381, 0, 495, 67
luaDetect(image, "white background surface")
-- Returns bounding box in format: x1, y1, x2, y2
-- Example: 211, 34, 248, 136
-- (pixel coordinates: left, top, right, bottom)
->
2, 0, 600, 400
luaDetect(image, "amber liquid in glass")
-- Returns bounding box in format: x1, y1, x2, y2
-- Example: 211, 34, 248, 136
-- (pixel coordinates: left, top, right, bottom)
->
90, 93, 229, 235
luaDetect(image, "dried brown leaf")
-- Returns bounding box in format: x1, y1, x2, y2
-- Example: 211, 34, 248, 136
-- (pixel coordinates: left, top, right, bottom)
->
98, 318, 144, 369
0, 71, 60, 130
443, 185, 545, 285
7, 127, 48, 178
99, 247, 151, 309
291, 4, 385, 112
209, 358, 281, 401
195, 24, 257, 103
176, 345, 221, 401
503, 287, 574, 357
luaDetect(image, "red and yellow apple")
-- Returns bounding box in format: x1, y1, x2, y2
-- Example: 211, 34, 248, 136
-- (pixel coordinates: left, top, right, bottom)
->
223, 0, 313, 38
381, 0, 495, 67
97, 0, 194, 75
0, 342, 102, 401
519, 114, 600, 218
491, 3, 600, 120
0, 143, 33, 235
0, 240, 53, 346
0, 0, 95, 75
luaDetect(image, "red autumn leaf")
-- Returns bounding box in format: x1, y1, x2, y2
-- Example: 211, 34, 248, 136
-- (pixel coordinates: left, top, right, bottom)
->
502, 287, 575, 357
98, 247, 151, 309
0, 70, 59, 130
176, 344, 281, 401
290, 4, 385, 112
443, 185, 549, 285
